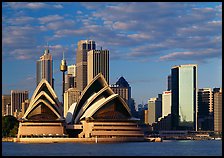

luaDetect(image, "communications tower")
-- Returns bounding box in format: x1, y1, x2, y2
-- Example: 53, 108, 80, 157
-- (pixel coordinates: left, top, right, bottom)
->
60, 51, 67, 105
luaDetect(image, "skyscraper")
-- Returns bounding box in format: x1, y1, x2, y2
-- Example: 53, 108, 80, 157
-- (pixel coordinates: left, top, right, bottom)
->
87, 49, 109, 84
197, 88, 213, 131
147, 94, 162, 125
214, 89, 222, 133
68, 64, 76, 77
11, 90, 29, 115
161, 90, 172, 118
76, 40, 96, 91
167, 75, 172, 91
171, 64, 197, 130
36, 46, 54, 87
2, 95, 11, 116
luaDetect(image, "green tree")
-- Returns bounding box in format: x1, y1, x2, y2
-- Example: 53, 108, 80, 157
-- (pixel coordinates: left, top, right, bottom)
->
2, 115, 19, 137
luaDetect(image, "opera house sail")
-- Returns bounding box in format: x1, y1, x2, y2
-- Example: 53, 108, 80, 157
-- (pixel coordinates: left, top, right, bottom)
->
66, 73, 144, 140
17, 79, 66, 138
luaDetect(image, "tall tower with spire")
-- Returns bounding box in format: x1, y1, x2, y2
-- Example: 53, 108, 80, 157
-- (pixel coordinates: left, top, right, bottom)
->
60, 51, 67, 105
36, 43, 54, 87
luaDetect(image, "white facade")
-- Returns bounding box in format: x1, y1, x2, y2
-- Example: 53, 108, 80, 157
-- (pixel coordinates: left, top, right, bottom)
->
68, 64, 76, 77
162, 91, 171, 118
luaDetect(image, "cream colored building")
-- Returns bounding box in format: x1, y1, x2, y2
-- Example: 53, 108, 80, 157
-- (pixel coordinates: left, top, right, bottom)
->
162, 90, 171, 118
2, 95, 11, 116
214, 90, 222, 132
87, 49, 109, 84
64, 88, 81, 117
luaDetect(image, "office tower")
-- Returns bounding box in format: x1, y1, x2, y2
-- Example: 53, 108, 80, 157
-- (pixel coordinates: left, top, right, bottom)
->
60, 52, 67, 104
148, 94, 162, 125
87, 49, 109, 84
68, 64, 76, 76
162, 90, 172, 118
65, 74, 75, 91
6, 103, 12, 116
171, 64, 197, 130
11, 90, 29, 115
167, 75, 172, 91
214, 89, 222, 132
110, 76, 134, 114
63, 88, 81, 117
36, 45, 54, 87
76, 40, 96, 91
65, 64, 76, 91
197, 88, 213, 131
2, 95, 11, 116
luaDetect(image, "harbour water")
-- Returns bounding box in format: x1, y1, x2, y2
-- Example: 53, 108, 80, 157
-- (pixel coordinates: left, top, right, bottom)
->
2, 140, 222, 156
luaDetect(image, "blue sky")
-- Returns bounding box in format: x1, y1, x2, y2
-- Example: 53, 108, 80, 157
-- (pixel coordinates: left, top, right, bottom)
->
2, 2, 222, 105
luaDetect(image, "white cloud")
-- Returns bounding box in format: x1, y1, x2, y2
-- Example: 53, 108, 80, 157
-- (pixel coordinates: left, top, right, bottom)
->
38, 15, 64, 24
7, 2, 63, 9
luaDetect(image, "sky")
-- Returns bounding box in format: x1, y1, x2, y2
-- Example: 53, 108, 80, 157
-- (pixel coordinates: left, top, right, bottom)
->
2, 2, 222, 105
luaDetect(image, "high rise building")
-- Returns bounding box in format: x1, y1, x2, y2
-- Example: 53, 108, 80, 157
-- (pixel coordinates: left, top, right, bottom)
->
64, 88, 81, 117
161, 90, 172, 118
147, 94, 162, 125
76, 40, 96, 91
11, 90, 29, 115
68, 64, 76, 77
2, 95, 11, 116
214, 89, 222, 132
65, 64, 76, 91
36, 46, 54, 87
87, 49, 109, 84
167, 75, 172, 91
197, 88, 213, 131
65, 74, 75, 91
171, 64, 197, 130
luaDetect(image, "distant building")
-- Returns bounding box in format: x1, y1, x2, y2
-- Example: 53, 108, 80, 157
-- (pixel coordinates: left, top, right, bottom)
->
68, 64, 76, 77
11, 90, 29, 115
87, 49, 109, 84
36, 46, 54, 87
6, 103, 12, 116
167, 75, 172, 91
144, 110, 149, 124
76, 40, 96, 92
197, 88, 213, 131
64, 88, 81, 117
161, 90, 171, 118
65, 74, 75, 91
214, 89, 222, 133
147, 94, 162, 125
65, 64, 76, 90
2, 95, 11, 116
171, 64, 197, 130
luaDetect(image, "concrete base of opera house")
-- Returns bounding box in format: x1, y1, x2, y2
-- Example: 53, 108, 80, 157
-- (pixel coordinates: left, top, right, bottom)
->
13, 137, 146, 143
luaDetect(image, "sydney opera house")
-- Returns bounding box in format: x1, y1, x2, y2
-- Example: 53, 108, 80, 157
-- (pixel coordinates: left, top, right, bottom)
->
16, 74, 144, 142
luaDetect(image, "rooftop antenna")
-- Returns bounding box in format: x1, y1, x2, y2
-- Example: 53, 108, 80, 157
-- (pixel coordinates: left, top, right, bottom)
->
45, 41, 49, 54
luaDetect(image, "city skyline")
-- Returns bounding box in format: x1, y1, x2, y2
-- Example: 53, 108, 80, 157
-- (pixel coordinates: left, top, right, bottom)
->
2, 2, 222, 104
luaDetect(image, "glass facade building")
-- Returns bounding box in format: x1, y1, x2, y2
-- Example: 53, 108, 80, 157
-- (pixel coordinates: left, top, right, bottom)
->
171, 64, 197, 130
